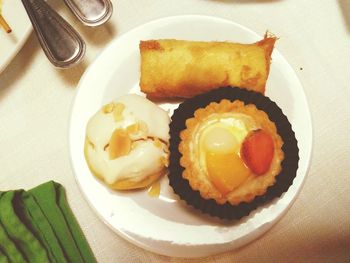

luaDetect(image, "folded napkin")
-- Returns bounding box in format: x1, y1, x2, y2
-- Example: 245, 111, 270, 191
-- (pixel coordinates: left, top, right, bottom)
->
0, 181, 97, 263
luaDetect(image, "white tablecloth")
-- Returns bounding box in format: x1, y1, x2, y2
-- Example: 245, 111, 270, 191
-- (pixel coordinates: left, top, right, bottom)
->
1, 0, 350, 262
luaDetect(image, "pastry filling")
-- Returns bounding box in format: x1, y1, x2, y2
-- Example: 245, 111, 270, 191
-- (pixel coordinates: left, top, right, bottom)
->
197, 114, 259, 195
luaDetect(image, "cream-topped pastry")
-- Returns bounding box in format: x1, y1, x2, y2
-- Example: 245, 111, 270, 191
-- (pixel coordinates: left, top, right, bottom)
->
84, 94, 170, 190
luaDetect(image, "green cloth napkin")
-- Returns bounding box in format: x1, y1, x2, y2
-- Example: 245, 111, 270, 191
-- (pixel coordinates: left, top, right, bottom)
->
0, 181, 97, 263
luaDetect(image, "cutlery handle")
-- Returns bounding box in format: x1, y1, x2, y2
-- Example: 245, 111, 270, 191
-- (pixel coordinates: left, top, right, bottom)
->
21, 0, 85, 68
63, 0, 113, 26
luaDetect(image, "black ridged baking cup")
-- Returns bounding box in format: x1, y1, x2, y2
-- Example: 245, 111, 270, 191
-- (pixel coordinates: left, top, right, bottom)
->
168, 87, 299, 220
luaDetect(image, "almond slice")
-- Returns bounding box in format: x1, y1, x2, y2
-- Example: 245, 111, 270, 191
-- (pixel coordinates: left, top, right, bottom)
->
109, 129, 131, 159
126, 123, 139, 134
153, 138, 162, 148
102, 103, 115, 113
113, 103, 125, 121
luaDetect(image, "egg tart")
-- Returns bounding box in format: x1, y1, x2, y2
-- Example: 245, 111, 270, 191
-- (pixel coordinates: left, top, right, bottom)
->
169, 87, 299, 220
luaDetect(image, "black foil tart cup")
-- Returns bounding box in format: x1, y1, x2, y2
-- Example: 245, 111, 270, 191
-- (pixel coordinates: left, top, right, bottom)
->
168, 87, 299, 220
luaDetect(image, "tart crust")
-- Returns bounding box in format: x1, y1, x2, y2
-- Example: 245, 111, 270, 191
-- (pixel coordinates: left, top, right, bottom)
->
179, 99, 284, 205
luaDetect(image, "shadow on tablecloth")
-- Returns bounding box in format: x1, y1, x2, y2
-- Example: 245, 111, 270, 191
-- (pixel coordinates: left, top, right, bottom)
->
208, 0, 283, 3
338, 0, 350, 33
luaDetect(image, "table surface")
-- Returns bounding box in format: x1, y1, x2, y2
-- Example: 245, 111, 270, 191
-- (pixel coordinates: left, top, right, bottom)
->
1, 0, 350, 262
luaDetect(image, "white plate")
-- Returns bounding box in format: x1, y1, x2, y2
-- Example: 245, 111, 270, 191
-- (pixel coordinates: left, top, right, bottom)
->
0, 0, 32, 74
69, 15, 313, 258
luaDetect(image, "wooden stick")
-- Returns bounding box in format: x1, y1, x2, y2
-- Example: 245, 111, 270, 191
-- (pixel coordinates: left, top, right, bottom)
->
0, 14, 12, 33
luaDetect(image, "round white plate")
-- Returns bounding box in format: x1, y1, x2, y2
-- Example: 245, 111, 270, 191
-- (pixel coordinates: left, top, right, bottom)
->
69, 15, 313, 258
0, 0, 32, 74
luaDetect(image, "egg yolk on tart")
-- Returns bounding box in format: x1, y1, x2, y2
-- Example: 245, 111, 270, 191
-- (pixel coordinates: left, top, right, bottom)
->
197, 114, 257, 195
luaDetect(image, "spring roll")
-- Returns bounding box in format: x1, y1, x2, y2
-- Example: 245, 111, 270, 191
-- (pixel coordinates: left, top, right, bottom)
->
139, 35, 276, 99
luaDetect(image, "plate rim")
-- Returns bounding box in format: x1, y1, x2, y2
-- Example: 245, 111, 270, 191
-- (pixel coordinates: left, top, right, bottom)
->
68, 14, 313, 258
0, 1, 33, 74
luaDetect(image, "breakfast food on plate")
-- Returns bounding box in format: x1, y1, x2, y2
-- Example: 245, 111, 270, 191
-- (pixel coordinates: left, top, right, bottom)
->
84, 94, 170, 190
168, 87, 299, 219
139, 34, 276, 99
82, 31, 298, 219
179, 99, 284, 205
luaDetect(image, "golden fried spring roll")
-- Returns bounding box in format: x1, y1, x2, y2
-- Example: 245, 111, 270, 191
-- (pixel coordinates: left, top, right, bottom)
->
139, 35, 276, 99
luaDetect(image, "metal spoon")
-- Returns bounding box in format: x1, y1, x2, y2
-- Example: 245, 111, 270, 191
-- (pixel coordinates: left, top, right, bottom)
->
62, 0, 113, 27
21, 0, 86, 68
